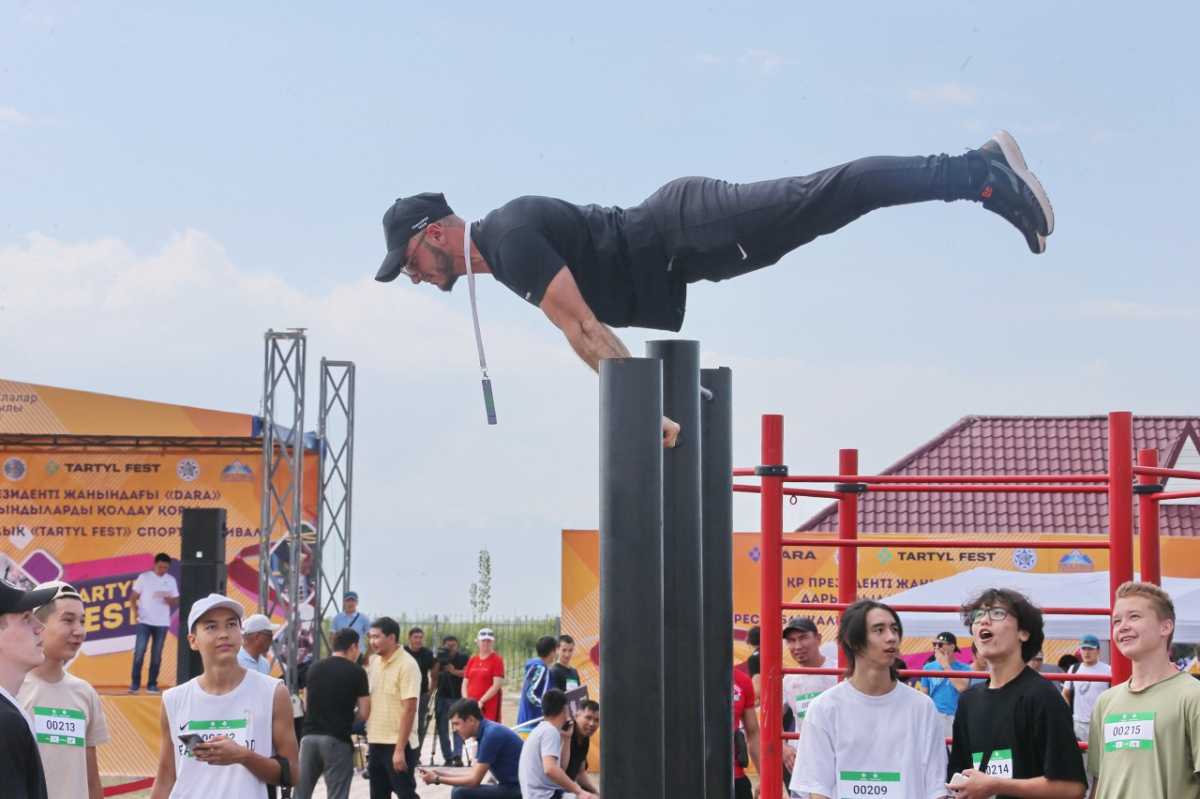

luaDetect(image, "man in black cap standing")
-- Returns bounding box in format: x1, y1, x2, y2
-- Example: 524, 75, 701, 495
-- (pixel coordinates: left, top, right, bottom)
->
376, 132, 1054, 446
918, 631, 971, 739
0, 578, 59, 799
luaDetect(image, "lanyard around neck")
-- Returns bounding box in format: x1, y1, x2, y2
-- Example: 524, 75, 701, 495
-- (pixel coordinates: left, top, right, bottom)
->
464, 222, 497, 425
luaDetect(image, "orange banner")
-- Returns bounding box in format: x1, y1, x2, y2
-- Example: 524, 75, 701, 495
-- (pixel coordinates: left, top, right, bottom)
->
1, 449, 317, 688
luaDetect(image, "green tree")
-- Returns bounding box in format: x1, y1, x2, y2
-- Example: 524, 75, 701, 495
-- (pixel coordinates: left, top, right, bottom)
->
469, 547, 492, 617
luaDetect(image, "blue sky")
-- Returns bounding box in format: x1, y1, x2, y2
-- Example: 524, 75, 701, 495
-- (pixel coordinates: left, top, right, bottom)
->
3, 2, 1197, 615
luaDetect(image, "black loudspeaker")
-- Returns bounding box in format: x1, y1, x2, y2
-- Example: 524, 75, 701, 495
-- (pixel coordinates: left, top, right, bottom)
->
177, 508, 228, 684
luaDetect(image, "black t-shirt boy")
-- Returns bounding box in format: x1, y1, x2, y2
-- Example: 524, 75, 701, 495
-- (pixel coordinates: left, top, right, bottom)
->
436, 652, 471, 699
404, 645, 435, 693
0, 693, 48, 799
949, 667, 1087, 797
565, 729, 591, 780
549, 662, 581, 692
302, 655, 370, 742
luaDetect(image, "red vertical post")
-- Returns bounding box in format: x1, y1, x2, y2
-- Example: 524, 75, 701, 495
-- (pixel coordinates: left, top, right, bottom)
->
837, 449, 859, 671
1137, 448, 1162, 586
759, 414, 784, 799
1108, 411, 1134, 685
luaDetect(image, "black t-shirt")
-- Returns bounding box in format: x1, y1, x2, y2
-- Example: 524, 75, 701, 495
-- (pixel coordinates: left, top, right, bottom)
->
0, 695, 48, 799
302, 655, 370, 743
473, 196, 684, 332
566, 730, 592, 780
949, 667, 1087, 796
746, 651, 760, 678
549, 663, 581, 691
437, 652, 471, 699
404, 646, 435, 693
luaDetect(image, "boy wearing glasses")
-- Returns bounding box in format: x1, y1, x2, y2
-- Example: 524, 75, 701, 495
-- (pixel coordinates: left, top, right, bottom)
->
0, 577, 59, 799
19, 581, 109, 799
947, 588, 1086, 799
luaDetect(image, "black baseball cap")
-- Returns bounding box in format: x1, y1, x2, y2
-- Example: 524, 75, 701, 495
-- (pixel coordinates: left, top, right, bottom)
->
0, 579, 58, 615
935, 631, 960, 651
375, 193, 455, 283
783, 616, 819, 637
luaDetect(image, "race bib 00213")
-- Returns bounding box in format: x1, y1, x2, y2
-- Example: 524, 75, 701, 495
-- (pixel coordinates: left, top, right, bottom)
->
838, 770, 901, 797
1103, 712, 1155, 752
32, 706, 86, 747
971, 748, 1014, 778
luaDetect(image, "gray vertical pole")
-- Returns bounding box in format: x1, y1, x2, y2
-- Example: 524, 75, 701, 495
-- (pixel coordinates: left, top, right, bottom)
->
600, 357, 665, 799
701, 367, 734, 798
646, 339, 704, 797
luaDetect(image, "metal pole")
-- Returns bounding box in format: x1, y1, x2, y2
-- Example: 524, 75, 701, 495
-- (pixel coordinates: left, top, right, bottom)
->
1136, 448, 1161, 586
315, 360, 356, 659
836, 448, 859, 671
701, 367, 733, 799
599, 357, 665, 799
1108, 411, 1134, 685
646, 340, 704, 797
759, 414, 784, 799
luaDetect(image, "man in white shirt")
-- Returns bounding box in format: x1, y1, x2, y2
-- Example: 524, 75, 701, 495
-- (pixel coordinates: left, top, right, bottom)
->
780, 616, 837, 788
790, 599, 947, 799
1061, 634, 1109, 793
19, 581, 109, 799
238, 614, 279, 675
129, 553, 180, 693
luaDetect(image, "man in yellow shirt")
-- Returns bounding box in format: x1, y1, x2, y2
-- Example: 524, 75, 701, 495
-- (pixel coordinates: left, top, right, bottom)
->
366, 616, 422, 799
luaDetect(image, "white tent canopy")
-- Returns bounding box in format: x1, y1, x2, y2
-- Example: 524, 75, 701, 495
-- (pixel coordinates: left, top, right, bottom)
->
886, 567, 1200, 643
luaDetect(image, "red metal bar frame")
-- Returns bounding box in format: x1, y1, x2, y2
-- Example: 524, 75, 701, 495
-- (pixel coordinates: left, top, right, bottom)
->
783, 602, 1112, 616
864, 484, 1106, 494
733, 483, 843, 500
782, 473, 1109, 484
1108, 412, 1134, 684
1138, 449, 1162, 586
1154, 489, 1200, 501
1132, 465, 1200, 481
781, 666, 1112, 682
758, 415, 785, 798
782, 538, 1110, 550
837, 449, 858, 671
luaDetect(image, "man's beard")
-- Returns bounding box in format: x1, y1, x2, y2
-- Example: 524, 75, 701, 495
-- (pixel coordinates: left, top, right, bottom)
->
434, 249, 459, 292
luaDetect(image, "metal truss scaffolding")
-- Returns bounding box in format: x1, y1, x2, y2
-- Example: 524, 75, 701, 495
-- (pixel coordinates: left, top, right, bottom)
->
259, 329, 307, 693
314, 359, 356, 660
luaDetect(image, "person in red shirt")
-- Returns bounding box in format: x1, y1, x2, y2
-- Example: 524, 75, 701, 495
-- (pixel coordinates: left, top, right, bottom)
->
462, 628, 505, 722
733, 666, 762, 799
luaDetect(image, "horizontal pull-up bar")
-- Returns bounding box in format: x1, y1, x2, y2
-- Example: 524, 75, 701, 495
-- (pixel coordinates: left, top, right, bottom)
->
1133, 465, 1200, 481
732, 483, 842, 499
862, 484, 1107, 494
781, 666, 1113, 682
780, 537, 1111, 550
1153, 489, 1200, 501
782, 601, 1112, 616
779, 473, 1108, 484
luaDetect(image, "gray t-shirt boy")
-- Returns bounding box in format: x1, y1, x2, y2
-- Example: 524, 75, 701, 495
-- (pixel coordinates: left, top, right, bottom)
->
519, 719, 565, 799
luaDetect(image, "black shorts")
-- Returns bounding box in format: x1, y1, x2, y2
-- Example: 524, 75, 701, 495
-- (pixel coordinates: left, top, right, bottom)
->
734, 775, 754, 799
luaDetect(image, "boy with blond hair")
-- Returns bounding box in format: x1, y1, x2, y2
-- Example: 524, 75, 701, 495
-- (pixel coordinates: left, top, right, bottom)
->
1088, 581, 1200, 798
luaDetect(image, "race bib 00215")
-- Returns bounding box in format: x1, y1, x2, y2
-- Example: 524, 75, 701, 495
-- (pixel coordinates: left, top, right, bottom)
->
971, 748, 1014, 778
32, 706, 86, 747
838, 770, 901, 797
1103, 712, 1155, 752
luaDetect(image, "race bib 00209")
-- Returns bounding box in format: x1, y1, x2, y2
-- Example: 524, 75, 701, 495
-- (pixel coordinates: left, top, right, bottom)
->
971, 748, 1014, 778
838, 770, 901, 797
793, 690, 823, 719
32, 706, 86, 747
1103, 712, 1155, 751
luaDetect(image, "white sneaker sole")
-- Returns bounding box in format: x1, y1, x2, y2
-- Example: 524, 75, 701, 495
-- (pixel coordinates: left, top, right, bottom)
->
991, 129, 1055, 236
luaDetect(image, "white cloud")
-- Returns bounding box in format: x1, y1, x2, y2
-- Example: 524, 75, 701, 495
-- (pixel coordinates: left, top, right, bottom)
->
738, 49, 789, 75
0, 106, 31, 126
908, 82, 977, 107
695, 52, 724, 65
1074, 299, 1198, 321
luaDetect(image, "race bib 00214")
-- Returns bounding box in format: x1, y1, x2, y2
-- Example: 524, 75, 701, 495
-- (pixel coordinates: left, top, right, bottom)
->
32, 706, 86, 747
971, 748, 1014, 778
838, 770, 901, 797
1103, 712, 1155, 752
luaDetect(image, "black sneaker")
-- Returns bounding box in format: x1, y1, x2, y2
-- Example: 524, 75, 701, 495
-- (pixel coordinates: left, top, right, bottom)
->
973, 130, 1054, 254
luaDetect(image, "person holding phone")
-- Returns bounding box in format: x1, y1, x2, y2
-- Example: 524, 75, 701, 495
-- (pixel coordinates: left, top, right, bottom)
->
149, 594, 299, 799
518, 689, 598, 799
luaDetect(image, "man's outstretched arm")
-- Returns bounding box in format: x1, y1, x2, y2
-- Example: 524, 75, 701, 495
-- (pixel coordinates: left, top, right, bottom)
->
540, 266, 680, 447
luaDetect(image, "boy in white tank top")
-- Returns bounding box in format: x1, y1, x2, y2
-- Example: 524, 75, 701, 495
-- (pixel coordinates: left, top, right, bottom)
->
150, 594, 298, 799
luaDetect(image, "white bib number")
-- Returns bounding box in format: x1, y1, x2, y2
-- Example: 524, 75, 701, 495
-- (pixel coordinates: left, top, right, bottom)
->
838, 770, 901, 798
33, 706, 86, 747
793, 690, 822, 719
971, 748, 1014, 778
1103, 712, 1155, 751
183, 718, 251, 756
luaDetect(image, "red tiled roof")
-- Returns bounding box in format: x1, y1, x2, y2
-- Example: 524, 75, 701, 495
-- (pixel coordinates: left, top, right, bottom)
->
797, 416, 1200, 536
